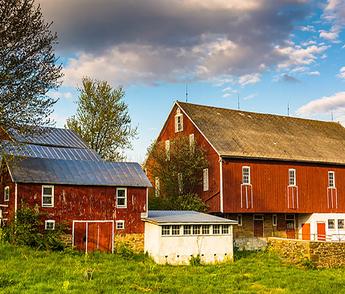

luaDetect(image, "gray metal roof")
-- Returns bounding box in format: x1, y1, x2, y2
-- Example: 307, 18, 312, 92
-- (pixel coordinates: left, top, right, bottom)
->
8, 157, 152, 187
9, 127, 88, 148
1, 141, 101, 161
143, 210, 237, 225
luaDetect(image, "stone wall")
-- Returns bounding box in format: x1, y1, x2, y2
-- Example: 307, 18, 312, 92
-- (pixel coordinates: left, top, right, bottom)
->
268, 237, 345, 268
114, 233, 144, 253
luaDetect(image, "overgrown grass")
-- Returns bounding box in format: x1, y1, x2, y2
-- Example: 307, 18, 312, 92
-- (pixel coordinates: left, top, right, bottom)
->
1, 244, 345, 293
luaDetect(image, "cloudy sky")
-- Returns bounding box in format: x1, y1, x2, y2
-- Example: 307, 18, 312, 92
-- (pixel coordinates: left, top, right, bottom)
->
39, 0, 345, 162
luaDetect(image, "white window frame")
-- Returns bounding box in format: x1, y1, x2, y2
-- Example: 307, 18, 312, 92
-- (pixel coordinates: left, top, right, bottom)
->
242, 166, 251, 185
45, 220, 55, 230
116, 220, 125, 230
328, 219, 335, 230
213, 224, 220, 234
203, 168, 209, 191
338, 219, 344, 229
4, 186, 9, 202
178, 173, 183, 194
162, 225, 171, 236
175, 111, 183, 133
116, 188, 127, 208
328, 171, 335, 188
42, 185, 54, 208
272, 214, 277, 227
237, 214, 242, 226
189, 133, 195, 150
172, 225, 181, 235
165, 140, 170, 160
155, 177, 160, 197
288, 169, 296, 186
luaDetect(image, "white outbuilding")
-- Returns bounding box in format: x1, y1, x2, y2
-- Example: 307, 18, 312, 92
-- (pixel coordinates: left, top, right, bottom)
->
143, 210, 237, 265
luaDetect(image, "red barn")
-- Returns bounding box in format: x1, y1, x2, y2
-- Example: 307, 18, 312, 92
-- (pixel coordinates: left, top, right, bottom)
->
0, 128, 151, 252
146, 101, 345, 245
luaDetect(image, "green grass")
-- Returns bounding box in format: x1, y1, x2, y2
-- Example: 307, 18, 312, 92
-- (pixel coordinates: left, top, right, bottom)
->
1, 244, 345, 293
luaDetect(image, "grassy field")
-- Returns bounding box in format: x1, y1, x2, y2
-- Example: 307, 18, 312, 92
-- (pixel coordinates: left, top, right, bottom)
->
1, 244, 345, 293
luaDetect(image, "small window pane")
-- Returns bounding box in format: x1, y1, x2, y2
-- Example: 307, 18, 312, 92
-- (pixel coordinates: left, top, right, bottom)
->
202, 225, 210, 235
116, 221, 124, 230
192, 225, 201, 235
338, 219, 344, 229
203, 168, 209, 191
162, 225, 170, 235
222, 225, 229, 234
328, 172, 335, 188
242, 167, 250, 184
43, 196, 52, 205
237, 215, 242, 226
172, 225, 180, 235
4, 187, 9, 201
43, 187, 52, 195
328, 219, 335, 229
289, 169, 296, 186
45, 221, 55, 230
183, 225, 191, 235
213, 225, 220, 234
272, 215, 277, 226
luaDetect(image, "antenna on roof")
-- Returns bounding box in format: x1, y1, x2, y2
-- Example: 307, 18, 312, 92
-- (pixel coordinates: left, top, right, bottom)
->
185, 84, 188, 103
331, 111, 334, 121
237, 94, 240, 110
287, 103, 290, 116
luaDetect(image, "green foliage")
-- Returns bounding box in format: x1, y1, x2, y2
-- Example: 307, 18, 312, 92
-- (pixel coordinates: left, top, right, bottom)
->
0, 0, 62, 138
3, 207, 65, 251
147, 136, 208, 211
66, 77, 137, 161
1, 244, 345, 293
189, 254, 202, 266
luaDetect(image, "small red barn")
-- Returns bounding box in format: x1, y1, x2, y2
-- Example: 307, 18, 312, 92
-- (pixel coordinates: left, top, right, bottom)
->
0, 128, 151, 252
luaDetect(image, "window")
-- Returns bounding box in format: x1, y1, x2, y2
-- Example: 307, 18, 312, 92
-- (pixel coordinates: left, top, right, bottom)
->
4, 186, 9, 202
165, 140, 170, 160
116, 220, 125, 230
242, 166, 250, 184
285, 214, 295, 220
183, 225, 191, 235
42, 185, 54, 207
272, 214, 277, 227
175, 109, 183, 132
288, 169, 296, 186
254, 214, 264, 221
45, 220, 55, 230
189, 134, 195, 151
202, 225, 210, 235
192, 225, 201, 235
237, 214, 242, 226
162, 225, 171, 235
178, 173, 183, 194
172, 225, 180, 235
222, 225, 229, 234
328, 219, 335, 229
116, 188, 127, 208
328, 171, 335, 188
203, 168, 209, 191
155, 177, 160, 197
213, 225, 220, 234
338, 219, 344, 229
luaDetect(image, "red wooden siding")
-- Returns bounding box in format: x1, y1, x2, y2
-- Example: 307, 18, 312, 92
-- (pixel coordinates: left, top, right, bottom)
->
146, 104, 221, 212
222, 159, 345, 214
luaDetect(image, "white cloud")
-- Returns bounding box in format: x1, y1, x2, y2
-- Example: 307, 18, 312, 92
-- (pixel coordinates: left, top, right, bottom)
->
297, 92, 345, 116
48, 91, 74, 100
243, 93, 257, 100
337, 67, 345, 79
238, 73, 261, 86
307, 71, 320, 76
319, 26, 340, 42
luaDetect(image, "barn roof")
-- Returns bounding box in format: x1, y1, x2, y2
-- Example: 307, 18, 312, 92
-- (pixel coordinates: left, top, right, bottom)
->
143, 210, 237, 225
7, 157, 152, 187
177, 101, 345, 165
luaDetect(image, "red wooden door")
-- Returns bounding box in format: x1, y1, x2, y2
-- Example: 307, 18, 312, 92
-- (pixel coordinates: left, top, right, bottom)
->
317, 223, 326, 241
301, 223, 310, 240
286, 220, 296, 239
74, 222, 87, 252
253, 220, 263, 237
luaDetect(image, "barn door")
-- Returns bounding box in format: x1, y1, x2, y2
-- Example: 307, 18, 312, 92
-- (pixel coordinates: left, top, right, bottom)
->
286, 214, 296, 239
317, 222, 326, 241
253, 215, 264, 237
301, 223, 310, 240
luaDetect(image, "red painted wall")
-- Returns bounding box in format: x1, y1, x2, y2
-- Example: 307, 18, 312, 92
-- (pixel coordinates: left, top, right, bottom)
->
146, 104, 221, 212
222, 158, 345, 213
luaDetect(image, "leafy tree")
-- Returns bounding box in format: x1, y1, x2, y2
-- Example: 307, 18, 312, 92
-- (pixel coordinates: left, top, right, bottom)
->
66, 77, 137, 161
0, 0, 62, 138
146, 136, 208, 212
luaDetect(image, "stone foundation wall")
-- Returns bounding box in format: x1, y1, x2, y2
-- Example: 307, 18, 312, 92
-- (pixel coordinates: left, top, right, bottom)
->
114, 233, 144, 253
268, 237, 345, 268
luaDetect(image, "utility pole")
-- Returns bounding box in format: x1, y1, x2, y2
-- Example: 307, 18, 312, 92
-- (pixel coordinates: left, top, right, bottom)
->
237, 94, 240, 110
287, 103, 290, 116
185, 84, 188, 103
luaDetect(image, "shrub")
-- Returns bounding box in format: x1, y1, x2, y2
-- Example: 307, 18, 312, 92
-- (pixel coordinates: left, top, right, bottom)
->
189, 254, 202, 266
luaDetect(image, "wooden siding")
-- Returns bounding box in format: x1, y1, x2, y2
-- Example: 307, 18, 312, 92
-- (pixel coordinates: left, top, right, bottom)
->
222, 159, 345, 213
146, 104, 221, 212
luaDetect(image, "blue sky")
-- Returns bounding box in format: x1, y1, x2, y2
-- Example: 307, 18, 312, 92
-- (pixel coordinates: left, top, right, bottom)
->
40, 0, 345, 162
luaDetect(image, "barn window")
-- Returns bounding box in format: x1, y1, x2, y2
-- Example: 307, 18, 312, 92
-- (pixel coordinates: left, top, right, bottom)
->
155, 177, 160, 197
116, 220, 125, 230
213, 225, 220, 234
172, 225, 180, 235
178, 173, 183, 194
116, 188, 127, 208
203, 168, 209, 191
242, 166, 250, 184
175, 109, 183, 132
165, 140, 170, 160
222, 225, 229, 234
202, 225, 210, 235
272, 214, 277, 227
192, 225, 201, 235
4, 186, 9, 202
183, 225, 191, 235
328, 171, 335, 188
45, 220, 55, 230
189, 134, 195, 151
288, 169, 296, 186
42, 185, 54, 207
162, 225, 171, 235
338, 219, 344, 229
237, 214, 242, 226
328, 219, 335, 230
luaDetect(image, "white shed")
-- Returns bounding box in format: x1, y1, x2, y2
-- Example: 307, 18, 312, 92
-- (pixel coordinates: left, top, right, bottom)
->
143, 210, 237, 265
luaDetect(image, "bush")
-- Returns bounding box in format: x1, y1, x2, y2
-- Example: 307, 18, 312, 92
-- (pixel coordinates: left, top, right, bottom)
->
189, 254, 202, 266
2, 207, 65, 251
